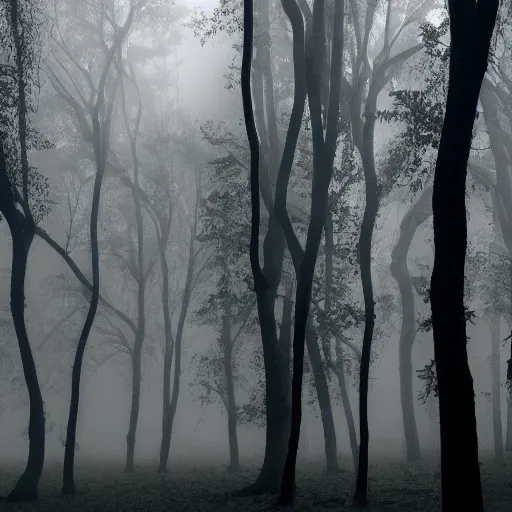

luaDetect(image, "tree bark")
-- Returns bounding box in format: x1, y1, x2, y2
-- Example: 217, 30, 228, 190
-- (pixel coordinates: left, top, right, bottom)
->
0, 148, 45, 502
158, 184, 198, 472
334, 340, 358, 473
279, 0, 344, 503
222, 316, 240, 472
126, 342, 142, 472
390, 186, 433, 462
305, 325, 338, 472
62, 139, 107, 494
240, 0, 291, 494
429, 2, 497, 510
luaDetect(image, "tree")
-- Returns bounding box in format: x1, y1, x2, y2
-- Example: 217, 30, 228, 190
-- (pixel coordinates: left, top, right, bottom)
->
46, 0, 139, 491
273, 0, 344, 503
0, 0, 50, 501
429, 0, 498, 510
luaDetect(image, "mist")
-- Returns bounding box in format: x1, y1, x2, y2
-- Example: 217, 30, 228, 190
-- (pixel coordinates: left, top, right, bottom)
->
0, 0, 510, 510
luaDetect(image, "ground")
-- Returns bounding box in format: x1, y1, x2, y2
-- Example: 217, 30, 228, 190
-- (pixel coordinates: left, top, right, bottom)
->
0, 456, 510, 511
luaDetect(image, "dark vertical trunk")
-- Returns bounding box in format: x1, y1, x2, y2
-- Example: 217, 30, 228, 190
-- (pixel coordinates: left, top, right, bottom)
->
6, 229, 45, 502
155, 205, 173, 473
353, 91, 379, 506
1, 3, 45, 500
305, 325, 338, 472
280, 278, 294, 377
126, 343, 142, 472
490, 313, 503, 462
0, 168, 44, 502
157, 229, 173, 472
390, 187, 432, 463
62, 150, 106, 495
335, 340, 358, 473
241, 1, 290, 493
223, 316, 240, 472
279, 0, 343, 503
429, 2, 497, 510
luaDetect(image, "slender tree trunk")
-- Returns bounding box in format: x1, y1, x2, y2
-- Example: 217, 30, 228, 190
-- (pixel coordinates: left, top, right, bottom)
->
490, 314, 503, 461
62, 153, 106, 494
158, 187, 198, 471
126, 343, 142, 472
353, 93, 379, 506
7, 229, 45, 502
223, 317, 240, 472
390, 187, 432, 463
305, 325, 338, 472
334, 340, 358, 473
429, 2, 497, 510
279, 0, 344, 503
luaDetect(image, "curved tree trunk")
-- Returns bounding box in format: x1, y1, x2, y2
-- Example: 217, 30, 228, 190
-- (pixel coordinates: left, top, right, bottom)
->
62, 149, 107, 494
429, 2, 497, 510
0, 148, 45, 502
305, 325, 338, 472
278, 0, 344, 503
126, 342, 142, 472
334, 340, 358, 473
158, 182, 198, 472
390, 185, 432, 463
353, 92, 379, 507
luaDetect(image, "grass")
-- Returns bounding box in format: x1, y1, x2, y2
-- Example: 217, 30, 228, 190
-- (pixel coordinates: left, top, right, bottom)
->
0, 455, 510, 511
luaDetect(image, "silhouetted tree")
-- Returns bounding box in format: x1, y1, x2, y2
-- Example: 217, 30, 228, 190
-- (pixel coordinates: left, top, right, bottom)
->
429, 0, 498, 510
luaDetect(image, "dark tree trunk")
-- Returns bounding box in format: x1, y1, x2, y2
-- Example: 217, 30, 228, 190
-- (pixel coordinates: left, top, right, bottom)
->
0, 149, 45, 502
275, 0, 339, 480
240, 1, 291, 493
62, 153, 106, 495
279, 0, 344, 503
334, 340, 358, 473
305, 325, 338, 472
353, 93, 379, 508
7, 230, 45, 502
126, 343, 142, 472
390, 186, 432, 463
429, 2, 497, 510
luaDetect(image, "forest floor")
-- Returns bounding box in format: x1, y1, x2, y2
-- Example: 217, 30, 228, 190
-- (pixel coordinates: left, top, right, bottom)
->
0, 454, 511, 511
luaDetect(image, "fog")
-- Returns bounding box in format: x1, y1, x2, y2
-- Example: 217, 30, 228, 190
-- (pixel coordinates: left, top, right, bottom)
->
0, 0, 511, 509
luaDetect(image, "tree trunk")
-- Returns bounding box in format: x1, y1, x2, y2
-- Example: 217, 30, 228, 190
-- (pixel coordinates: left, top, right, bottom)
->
334, 339, 358, 473
126, 343, 142, 472
62, 154, 106, 495
429, 3, 497, 510
390, 187, 432, 463
158, 187, 198, 471
223, 316, 240, 472
279, 0, 344, 503
7, 229, 45, 502
490, 313, 503, 461
506, 397, 512, 451
305, 325, 338, 472
0, 145, 45, 502
353, 92, 380, 507
241, 0, 292, 495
